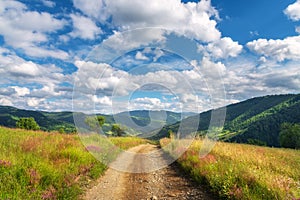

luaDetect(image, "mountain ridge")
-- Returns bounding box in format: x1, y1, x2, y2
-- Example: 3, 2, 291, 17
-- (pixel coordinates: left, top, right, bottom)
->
155, 93, 300, 147
0, 105, 192, 134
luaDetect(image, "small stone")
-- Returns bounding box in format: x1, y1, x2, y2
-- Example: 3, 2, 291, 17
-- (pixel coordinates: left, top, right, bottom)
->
168, 193, 177, 197
150, 195, 158, 200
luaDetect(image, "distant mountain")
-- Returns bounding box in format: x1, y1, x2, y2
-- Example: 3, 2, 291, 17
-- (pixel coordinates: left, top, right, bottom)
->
0, 106, 193, 134
155, 94, 300, 147
113, 110, 194, 135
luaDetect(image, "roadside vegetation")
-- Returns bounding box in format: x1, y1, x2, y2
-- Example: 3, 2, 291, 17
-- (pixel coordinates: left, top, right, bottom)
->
160, 138, 300, 200
0, 126, 149, 199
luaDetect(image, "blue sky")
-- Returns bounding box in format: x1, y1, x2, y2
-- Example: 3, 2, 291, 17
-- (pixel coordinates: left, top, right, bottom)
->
213, 0, 298, 43
0, 0, 299, 113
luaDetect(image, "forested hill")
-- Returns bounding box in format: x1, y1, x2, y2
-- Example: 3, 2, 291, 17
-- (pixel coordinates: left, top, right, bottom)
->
0, 106, 80, 132
156, 94, 300, 147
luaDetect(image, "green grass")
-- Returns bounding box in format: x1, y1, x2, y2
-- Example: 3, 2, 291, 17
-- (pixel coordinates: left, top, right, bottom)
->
0, 127, 149, 199
160, 138, 300, 200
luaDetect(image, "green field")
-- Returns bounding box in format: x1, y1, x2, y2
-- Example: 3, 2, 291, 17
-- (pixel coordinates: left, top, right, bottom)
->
161, 138, 300, 200
0, 127, 149, 199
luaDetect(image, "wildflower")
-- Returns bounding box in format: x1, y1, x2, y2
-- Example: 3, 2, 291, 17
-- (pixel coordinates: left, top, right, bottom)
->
0, 159, 12, 167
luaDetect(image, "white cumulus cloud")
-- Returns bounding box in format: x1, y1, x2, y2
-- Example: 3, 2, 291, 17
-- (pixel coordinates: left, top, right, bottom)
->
0, 0, 68, 59
284, 0, 300, 21
135, 51, 149, 60
73, 0, 221, 42
27, 98, 44, 108
198, 37, 243, 59
70, 13, 102, 40
247, 36, 300, 61
9, 62, 40, 77
11, 86, 30, 97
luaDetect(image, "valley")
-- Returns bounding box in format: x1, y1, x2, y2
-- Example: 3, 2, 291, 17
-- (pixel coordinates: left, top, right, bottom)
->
0, 94, 300, 199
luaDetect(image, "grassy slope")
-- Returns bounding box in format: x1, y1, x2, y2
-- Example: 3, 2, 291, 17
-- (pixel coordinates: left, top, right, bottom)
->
160, 138, 300, 200
157, 94, 300, 147
0, 127, 149, 199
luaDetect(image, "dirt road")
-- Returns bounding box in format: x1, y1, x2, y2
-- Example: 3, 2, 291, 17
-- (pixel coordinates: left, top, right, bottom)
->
83, 144, 216, 200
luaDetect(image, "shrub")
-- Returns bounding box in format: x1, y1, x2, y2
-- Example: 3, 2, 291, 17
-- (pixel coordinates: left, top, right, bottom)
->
16, 117, 40, 130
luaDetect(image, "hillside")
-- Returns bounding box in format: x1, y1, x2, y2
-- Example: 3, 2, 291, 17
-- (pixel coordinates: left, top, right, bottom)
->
0, 106, 190, 134
157, 94, 300, 147
0, 106, 80, 133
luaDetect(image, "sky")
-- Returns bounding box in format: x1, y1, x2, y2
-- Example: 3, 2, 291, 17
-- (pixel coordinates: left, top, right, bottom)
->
0, 0, 299, 114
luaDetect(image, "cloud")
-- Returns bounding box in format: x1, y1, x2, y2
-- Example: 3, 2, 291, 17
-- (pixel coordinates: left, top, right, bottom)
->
0, 97, 13, 106
199, 57, 226, 78
284, 0, 300, 21
25, 47, 69, 60
73, 60, 136, 97
69, 13, 102, 40
9, 62, 41, 77
135, 51, 149, 60
296, 26, 300, 34
92, 95, 112, 105
129, 97, 176, 111
221, 59, 300, 100
42, 0, 56, 8
187, 57, 298, 108
11, 86, 30, 97
27, 98, 44, 108
153, 48, 164, 62
72, 0, 107, 21
107, 0, 220, 42
0, 48, 74, 110
0, 48, 68, 93
247, 36, 300, 61
0, 0, 68, 59
3, 57, 299, 113
73, 0, 220, 42
101, 29, 167, 53
198, 37, 243, 59
72, 60, 215, 112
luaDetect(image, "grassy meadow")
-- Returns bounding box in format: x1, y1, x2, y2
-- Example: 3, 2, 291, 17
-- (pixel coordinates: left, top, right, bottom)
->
160, 138, 300, 200
0, 127, 149, 199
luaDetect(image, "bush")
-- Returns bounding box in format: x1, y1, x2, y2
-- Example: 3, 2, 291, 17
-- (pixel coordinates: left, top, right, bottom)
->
16, 117, 40, 131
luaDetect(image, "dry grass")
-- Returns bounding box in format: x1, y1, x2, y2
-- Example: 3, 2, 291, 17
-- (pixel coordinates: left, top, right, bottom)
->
160, 138, 300, 199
